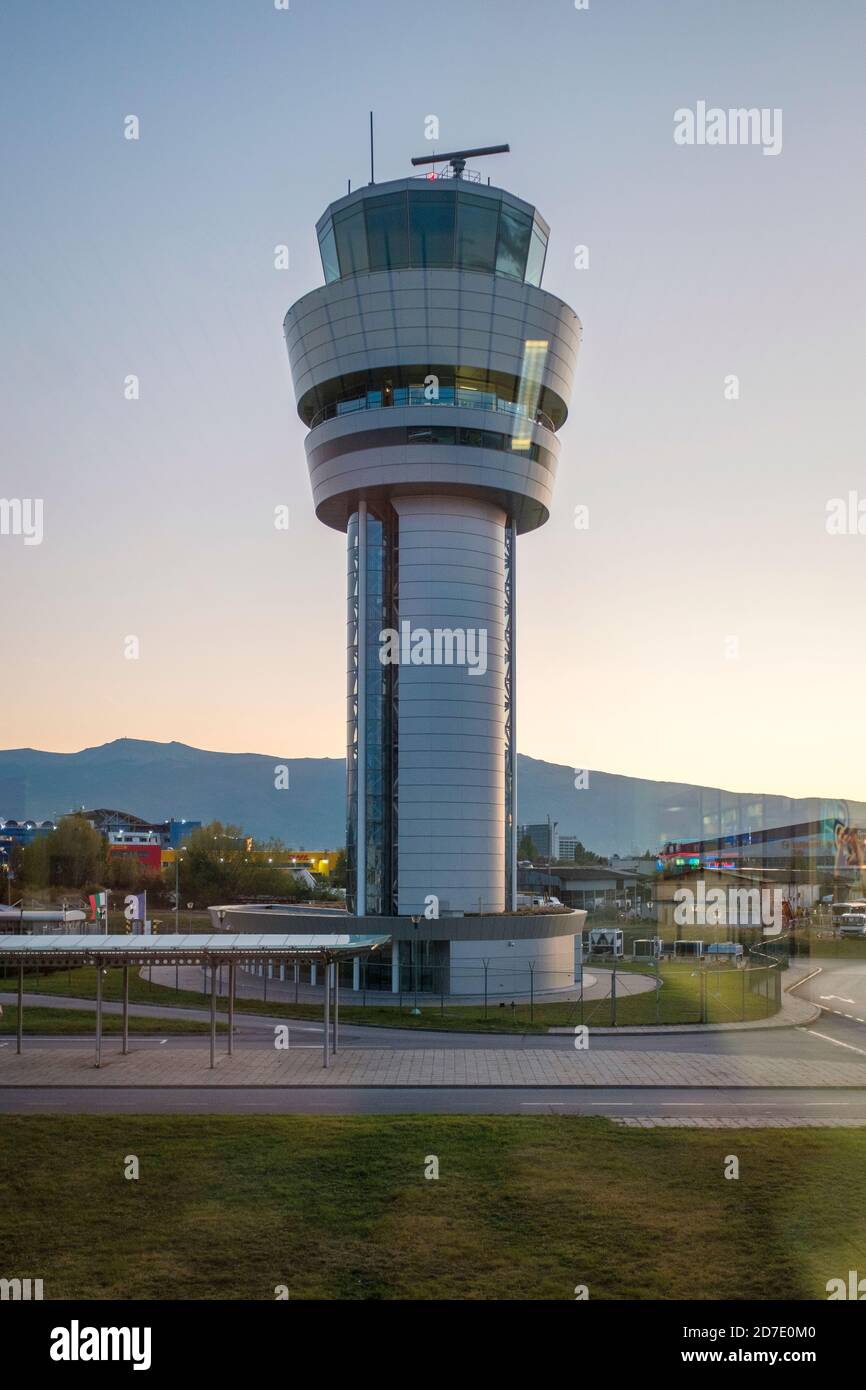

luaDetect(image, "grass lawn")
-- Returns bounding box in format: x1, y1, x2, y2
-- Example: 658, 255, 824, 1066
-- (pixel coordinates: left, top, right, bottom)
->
0, 1006, 218, 1036
789, 932, 866, 960
0, 962, 780, 1032
2, 1115, 864, 1299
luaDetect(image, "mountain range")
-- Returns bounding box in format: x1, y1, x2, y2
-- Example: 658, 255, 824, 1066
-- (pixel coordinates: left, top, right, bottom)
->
0, 739, 860, 855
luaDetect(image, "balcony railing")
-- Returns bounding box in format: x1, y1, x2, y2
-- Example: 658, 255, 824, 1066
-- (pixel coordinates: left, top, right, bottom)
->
310, 385, 554, 433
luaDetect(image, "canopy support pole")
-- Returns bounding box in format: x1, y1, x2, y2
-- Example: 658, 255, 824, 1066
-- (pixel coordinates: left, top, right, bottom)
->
210, 961, 217, 1069
122, 965, 129, 1054
228, 962, 235, 1055
16, 964, 23, 1054
95, 966, 103, 1068
332, 962, 339, 1055
323, 956, 330, 1068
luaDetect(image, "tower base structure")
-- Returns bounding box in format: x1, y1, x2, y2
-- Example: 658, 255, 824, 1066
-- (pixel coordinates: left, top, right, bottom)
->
209, 905, 585, 998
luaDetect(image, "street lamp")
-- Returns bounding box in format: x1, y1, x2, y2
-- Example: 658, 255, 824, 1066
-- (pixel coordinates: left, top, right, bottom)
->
174, 846, 186, 932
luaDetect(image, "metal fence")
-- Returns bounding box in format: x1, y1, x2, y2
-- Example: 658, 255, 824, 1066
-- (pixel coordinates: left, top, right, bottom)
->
232, 955, 783, 1028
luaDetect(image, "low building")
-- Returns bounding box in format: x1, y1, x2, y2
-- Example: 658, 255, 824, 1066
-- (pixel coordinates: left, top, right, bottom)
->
659, 814, 866, 898
107, 831, 162, 872
518, 864, 655, 916
518, 822, 559, 860
81, 809, 201, 849
0, 818, 56, 850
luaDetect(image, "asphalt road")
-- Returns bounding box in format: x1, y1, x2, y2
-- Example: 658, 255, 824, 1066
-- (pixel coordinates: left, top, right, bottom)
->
2, 957, 866, 1118
2, 1084, 865, 1119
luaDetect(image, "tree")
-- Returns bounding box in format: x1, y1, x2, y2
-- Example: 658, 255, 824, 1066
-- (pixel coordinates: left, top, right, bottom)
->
168, 821, 320, 908
518, 834, 538, 860
106, 854, 143, 891
21, 815, 105, 891
0, 841, 23, 899
330, 849, 347, 890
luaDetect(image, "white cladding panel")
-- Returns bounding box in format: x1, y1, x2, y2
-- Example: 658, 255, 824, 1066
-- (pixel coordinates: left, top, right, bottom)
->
395, 495, 507, 915
285, 270, 580, 418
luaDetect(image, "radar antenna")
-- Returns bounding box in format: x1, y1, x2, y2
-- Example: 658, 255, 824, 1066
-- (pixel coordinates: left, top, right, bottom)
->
411, 143, 510, 180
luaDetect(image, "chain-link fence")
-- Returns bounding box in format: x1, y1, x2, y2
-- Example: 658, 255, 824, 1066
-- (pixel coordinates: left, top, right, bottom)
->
231, 954, 783, 1029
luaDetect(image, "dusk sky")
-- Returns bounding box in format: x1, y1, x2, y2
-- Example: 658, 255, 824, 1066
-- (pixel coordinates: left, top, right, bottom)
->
2, 0, 864, 800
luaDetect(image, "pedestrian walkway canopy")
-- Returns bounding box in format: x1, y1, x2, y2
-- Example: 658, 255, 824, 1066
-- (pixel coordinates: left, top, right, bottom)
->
0, 932, 390, 1070
0, 933, 390, 965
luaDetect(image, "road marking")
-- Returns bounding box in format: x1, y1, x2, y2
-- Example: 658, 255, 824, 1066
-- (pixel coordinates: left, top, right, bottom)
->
820, 995, 855, 1004
522, 1100, 636, 1112
800, 1028, 866, 1058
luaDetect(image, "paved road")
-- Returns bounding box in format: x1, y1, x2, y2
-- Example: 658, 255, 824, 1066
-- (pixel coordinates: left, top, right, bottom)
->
2, 1084, 866, 1120
3, 1015, 861, 1061
2, 957, 866, 1121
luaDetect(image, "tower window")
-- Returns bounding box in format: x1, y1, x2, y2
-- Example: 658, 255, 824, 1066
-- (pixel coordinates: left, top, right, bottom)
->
365, 193, 409, 270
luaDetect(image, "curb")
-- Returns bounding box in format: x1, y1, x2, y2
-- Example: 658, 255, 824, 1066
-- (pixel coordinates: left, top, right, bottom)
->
2, 1080, 866, 1091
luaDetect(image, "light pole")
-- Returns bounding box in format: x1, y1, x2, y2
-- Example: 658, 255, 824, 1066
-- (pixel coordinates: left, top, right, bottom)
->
173, 846, 186, 932
547, 815, 558, 901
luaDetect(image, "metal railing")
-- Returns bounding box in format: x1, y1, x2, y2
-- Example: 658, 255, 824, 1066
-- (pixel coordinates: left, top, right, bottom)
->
309, 386, 555, 433
413, 169, 483, 183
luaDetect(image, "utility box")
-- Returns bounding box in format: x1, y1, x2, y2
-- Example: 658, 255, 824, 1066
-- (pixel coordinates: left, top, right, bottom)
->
633, 936, 662, 959
588, 927, 624, 958
674, 939, 704, 958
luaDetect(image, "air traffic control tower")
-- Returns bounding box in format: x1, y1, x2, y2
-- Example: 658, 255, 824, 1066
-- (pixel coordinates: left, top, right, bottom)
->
284, 146, 581, 990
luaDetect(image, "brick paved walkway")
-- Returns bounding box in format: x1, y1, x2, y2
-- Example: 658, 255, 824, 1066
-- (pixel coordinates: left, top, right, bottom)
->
613, 1117, 866, 1129
2, 1045, 866, 1088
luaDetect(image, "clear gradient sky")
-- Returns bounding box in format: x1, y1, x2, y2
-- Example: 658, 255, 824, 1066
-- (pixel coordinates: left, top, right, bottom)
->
1, 0, 864, 800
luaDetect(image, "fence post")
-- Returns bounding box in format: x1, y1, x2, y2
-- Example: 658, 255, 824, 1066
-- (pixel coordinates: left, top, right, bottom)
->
483, 960, 489, 1020
655, 956, 661, 1025
611, 965, 616, 1026
742, 965, 746, 1019
529, 960, 534, 1024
